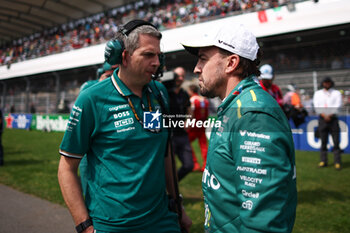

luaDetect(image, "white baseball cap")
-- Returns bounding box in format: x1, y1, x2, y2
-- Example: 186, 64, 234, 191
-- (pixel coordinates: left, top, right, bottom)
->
181, 23, 259, 61
259, 64, 274, 80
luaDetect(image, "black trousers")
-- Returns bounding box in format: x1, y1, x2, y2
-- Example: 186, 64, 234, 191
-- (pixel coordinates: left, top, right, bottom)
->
318, 116, 341, 164
172, 134, 194, 181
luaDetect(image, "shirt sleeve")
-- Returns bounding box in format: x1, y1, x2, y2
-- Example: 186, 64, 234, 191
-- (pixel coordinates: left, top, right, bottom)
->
59, 92, 95, 158
333, 90, 343, 111
313, 91, 323, 115
232, 111, 297, 233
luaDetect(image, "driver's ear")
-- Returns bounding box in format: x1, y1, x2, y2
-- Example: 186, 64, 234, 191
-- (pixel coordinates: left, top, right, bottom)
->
225, 54, 240, 74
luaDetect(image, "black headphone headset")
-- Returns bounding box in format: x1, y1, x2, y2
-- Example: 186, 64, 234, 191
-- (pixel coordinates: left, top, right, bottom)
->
104, 19, 165, 80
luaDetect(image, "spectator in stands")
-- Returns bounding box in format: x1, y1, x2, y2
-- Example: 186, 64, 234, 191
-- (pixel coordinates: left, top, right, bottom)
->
168, 66, 194, 181
58, 20, 191, 233
343, 52, 350, 68
259, 64, 284, 107
182, 22, 297, 233
313, 76, 343, 170
0, 0, 293, 67
331, 57, 342, 70
187, 84, 209, 172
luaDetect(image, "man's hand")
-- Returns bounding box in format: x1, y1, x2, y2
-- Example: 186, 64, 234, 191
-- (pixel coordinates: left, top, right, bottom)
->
180, 207, 192, 233
322, 114, 332, 122
83, 226, 94, 233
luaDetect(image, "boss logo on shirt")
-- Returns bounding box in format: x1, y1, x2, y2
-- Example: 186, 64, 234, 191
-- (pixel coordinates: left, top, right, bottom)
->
113, 111, 130, 119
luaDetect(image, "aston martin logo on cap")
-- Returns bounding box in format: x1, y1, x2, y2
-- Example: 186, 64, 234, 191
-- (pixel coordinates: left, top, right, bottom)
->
218, 40, 235, 50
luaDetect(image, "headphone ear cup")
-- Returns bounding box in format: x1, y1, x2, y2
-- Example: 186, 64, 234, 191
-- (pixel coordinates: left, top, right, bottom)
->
152, 53, 165, 79
104, 39, 124, 65
158, 53, 165, 73
96, 67, 104, 79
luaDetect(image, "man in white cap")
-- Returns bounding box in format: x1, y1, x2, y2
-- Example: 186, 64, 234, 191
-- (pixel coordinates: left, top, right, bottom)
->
182, 23, 297, 232
259, 64, 284, 108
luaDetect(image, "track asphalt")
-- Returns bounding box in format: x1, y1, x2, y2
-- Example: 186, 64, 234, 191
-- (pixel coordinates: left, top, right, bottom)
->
0, 184, 74, 233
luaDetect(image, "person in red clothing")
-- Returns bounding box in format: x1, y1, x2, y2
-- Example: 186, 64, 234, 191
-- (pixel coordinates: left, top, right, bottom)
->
259, 64, 283, 107
187, 84, 209, 172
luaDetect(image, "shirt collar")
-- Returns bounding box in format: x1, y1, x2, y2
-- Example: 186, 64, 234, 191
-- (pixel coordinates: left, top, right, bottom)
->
111, 68, 151, 97
323, 88, 334, 94
217, 75, 259, 114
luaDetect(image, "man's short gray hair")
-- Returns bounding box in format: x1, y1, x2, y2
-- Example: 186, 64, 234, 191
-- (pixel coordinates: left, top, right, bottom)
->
120, 25, 162, 55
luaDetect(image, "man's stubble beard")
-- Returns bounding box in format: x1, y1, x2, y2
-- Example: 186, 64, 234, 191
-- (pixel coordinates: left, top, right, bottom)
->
199, 68, 226, 99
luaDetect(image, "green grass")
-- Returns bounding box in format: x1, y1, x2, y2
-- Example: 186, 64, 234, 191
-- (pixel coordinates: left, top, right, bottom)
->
1, 129, 350, 232
0, 129, 65, 204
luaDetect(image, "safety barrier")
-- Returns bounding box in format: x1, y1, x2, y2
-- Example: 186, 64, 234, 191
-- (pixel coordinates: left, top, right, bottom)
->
290, 116, 350, 153
4, 113, 350, 153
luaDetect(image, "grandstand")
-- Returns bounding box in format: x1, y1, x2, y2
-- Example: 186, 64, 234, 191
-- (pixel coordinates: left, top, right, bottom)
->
0, 0, 349, 114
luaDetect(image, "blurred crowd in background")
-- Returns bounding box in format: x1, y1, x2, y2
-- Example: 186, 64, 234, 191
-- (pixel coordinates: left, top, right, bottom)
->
1, 0, 350, 115
1, 0, 303, 68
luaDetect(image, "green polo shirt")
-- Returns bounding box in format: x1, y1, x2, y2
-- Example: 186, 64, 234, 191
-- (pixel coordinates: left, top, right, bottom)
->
203, 76, 297, 233
79, 79, 99, 194
60, 69, 179, 232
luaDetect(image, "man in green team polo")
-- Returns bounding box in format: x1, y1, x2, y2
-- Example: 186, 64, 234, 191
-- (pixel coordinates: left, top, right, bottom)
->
58, 20, 191, 233
78, 62, 118, 195
182, 23, 297, 232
